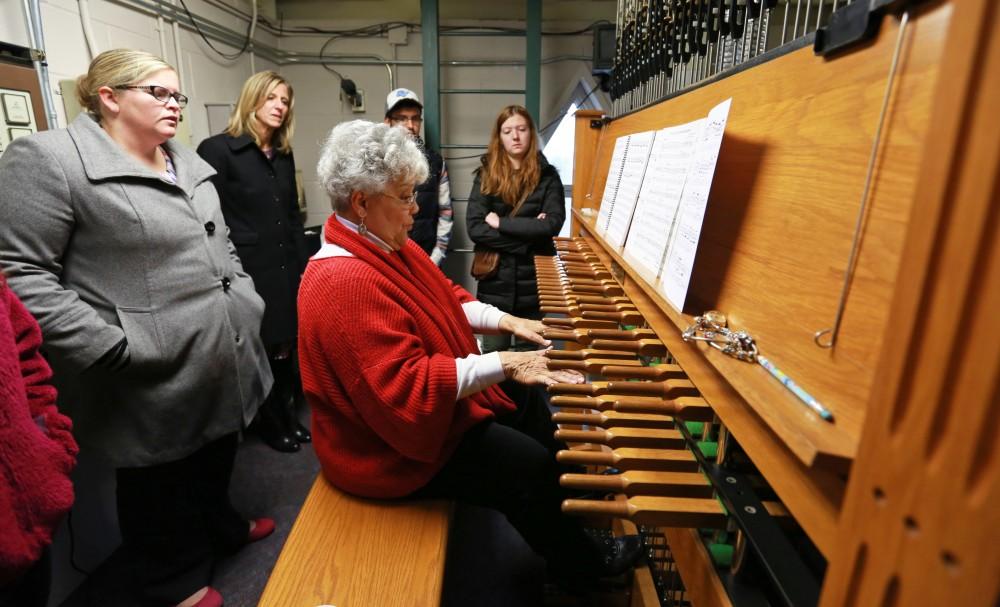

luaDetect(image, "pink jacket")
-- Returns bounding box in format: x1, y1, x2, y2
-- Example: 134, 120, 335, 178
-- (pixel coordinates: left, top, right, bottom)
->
0, 279, 77, 585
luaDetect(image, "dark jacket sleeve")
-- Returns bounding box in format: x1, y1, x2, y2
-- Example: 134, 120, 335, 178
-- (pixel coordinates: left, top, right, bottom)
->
465, 173, 532, 255
497, 167, 566, 240
195, 136, 228, 198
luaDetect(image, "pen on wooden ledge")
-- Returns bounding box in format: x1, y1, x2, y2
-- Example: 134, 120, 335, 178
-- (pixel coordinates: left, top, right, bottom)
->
755, 354, 835, 423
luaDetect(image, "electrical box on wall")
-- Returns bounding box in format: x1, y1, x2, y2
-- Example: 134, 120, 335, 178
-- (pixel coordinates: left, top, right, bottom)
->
0, 43, 47, 158
0, 88, 37, 156
352, 89, 365, 113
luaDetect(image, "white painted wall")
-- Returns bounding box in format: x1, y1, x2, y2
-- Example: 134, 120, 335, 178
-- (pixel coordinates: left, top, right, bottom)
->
277, 21, 599, 285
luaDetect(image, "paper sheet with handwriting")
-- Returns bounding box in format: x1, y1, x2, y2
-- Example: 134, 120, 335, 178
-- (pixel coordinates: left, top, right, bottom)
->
605, 130, 656, 248
659, 97, 732, 311
595, 135, 630, 233
622, 120, 704, 276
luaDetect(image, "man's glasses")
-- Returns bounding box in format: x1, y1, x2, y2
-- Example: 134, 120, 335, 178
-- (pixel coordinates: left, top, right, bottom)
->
117, 85, 189, 109
389, 115, 422, 126
381, 191, 418, 209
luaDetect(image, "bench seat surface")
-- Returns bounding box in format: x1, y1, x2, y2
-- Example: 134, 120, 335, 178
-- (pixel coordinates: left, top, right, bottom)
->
259, 476, 451, 607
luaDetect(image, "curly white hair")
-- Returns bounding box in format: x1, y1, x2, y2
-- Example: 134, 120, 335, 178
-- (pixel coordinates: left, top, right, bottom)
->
316, 120, 429, 211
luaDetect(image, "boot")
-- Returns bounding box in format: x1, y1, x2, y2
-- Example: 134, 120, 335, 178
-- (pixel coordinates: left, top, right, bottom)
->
288, 359, 312, 443
253, 390, 299, 453
287, 395, 311, 444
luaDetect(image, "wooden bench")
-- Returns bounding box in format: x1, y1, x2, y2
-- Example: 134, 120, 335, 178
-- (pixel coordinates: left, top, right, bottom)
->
259, 475, 452, 607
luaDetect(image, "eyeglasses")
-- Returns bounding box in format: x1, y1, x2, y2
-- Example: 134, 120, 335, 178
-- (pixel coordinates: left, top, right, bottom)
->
389, 115, 422, 126
117, 85, 189, 109
381, 191, 418, 209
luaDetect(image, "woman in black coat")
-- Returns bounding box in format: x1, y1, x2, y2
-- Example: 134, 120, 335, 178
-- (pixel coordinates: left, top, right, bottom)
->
198, 71, 310, 452
467, 105, 566, 353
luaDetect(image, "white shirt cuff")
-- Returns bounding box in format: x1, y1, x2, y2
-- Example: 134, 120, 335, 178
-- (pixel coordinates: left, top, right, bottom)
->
455, 352, 506, 399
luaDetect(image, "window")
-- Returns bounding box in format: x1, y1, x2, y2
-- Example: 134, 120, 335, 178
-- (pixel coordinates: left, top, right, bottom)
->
541, 78, 604, 237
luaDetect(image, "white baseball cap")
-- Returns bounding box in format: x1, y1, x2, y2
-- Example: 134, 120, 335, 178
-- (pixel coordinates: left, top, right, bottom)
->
385, 88, 422, 116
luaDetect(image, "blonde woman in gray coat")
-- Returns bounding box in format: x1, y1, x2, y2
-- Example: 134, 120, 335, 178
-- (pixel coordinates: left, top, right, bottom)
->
0, 50, 273, 607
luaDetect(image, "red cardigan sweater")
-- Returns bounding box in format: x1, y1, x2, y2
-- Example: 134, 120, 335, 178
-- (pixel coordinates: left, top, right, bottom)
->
298, 217, 515, 498
0, 280, 77, 585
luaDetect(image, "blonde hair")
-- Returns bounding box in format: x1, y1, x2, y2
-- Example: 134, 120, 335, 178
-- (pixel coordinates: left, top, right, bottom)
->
225, 71, 295, 154
75, 49, 174, 119
479, 105, 540, 206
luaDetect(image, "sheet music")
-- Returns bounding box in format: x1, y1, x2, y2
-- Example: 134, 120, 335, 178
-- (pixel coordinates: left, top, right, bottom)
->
659, 98, 732, 311
605, 130, 656, 248
622, 120, 704, 276
595, 135, 631, 233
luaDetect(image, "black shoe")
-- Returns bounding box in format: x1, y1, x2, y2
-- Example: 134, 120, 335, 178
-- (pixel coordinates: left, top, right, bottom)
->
286, 395, 312, 443
291, 420, 311, 443
254, 401, 300, 453
598, 535, 644, 577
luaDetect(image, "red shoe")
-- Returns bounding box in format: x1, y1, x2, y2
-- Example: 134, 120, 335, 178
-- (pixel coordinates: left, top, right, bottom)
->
247, 517, 275, 543
183, 587, 222, 607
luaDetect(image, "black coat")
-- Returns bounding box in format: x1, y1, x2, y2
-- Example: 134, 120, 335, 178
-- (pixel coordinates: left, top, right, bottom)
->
197, 133, 308, 347
411, 146, 444, 255
466, 154, 566, 316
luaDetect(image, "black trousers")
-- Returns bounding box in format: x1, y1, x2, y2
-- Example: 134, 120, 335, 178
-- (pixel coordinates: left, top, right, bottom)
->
412, 380, 603, 578
116, 433, 247, 605
0, 546, 50, 607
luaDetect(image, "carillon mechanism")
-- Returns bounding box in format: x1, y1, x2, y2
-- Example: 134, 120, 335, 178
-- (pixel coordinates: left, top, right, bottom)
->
537, 240, 824, 606
557, 0, 995, 603
608, 0, 898, 117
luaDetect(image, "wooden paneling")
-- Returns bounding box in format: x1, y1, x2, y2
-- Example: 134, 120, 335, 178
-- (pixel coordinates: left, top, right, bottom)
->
0, 60, 47, 132
572, 108, 606, 225
820, 0, 1000, 605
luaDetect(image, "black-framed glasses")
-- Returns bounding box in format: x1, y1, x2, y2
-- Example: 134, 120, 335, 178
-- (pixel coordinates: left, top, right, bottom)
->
389, 115, 422, 126
117, 85, 188, 108
381, 191, 418, 209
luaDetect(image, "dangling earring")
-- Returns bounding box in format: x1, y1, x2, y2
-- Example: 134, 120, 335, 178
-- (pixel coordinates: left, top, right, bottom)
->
357, 217, 368, 236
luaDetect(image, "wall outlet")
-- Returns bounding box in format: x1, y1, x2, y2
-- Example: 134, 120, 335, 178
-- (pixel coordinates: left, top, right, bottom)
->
351, 89, 366, 113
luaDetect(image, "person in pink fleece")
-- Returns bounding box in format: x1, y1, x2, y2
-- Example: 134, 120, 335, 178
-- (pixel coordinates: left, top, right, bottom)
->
0, 275, 77, 607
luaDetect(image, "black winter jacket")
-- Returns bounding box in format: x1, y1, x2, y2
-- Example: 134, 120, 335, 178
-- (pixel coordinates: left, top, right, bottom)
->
466, 154, 566, 316
411, 146, 444, 255
197, 133, 308, 347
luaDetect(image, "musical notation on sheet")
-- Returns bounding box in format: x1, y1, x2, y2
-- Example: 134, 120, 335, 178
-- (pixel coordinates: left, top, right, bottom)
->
658, 98, 732, 311
605, 130, 656, 248
595, 136, 631, 233
622, 120, 704, 276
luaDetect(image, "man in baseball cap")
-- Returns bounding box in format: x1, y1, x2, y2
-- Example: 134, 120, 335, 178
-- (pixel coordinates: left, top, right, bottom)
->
384, 88, 452, 266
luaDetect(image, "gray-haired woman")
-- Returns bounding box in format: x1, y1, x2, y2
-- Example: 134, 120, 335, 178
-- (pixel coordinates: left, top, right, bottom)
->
0, 49, 273, 607
298, 120, 642, 589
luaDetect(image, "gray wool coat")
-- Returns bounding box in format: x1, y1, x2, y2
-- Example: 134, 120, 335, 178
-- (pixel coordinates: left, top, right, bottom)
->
0, 113, 273, 467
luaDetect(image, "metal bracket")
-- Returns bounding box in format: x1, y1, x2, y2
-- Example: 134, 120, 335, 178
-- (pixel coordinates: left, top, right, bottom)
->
814, 0, 924, 56
677, 422, 821, 607
0, 42, 40, 67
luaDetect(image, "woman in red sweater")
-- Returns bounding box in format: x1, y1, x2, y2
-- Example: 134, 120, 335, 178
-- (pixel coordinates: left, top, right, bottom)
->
300, 120, 642, 583
0, 275, 77, 607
